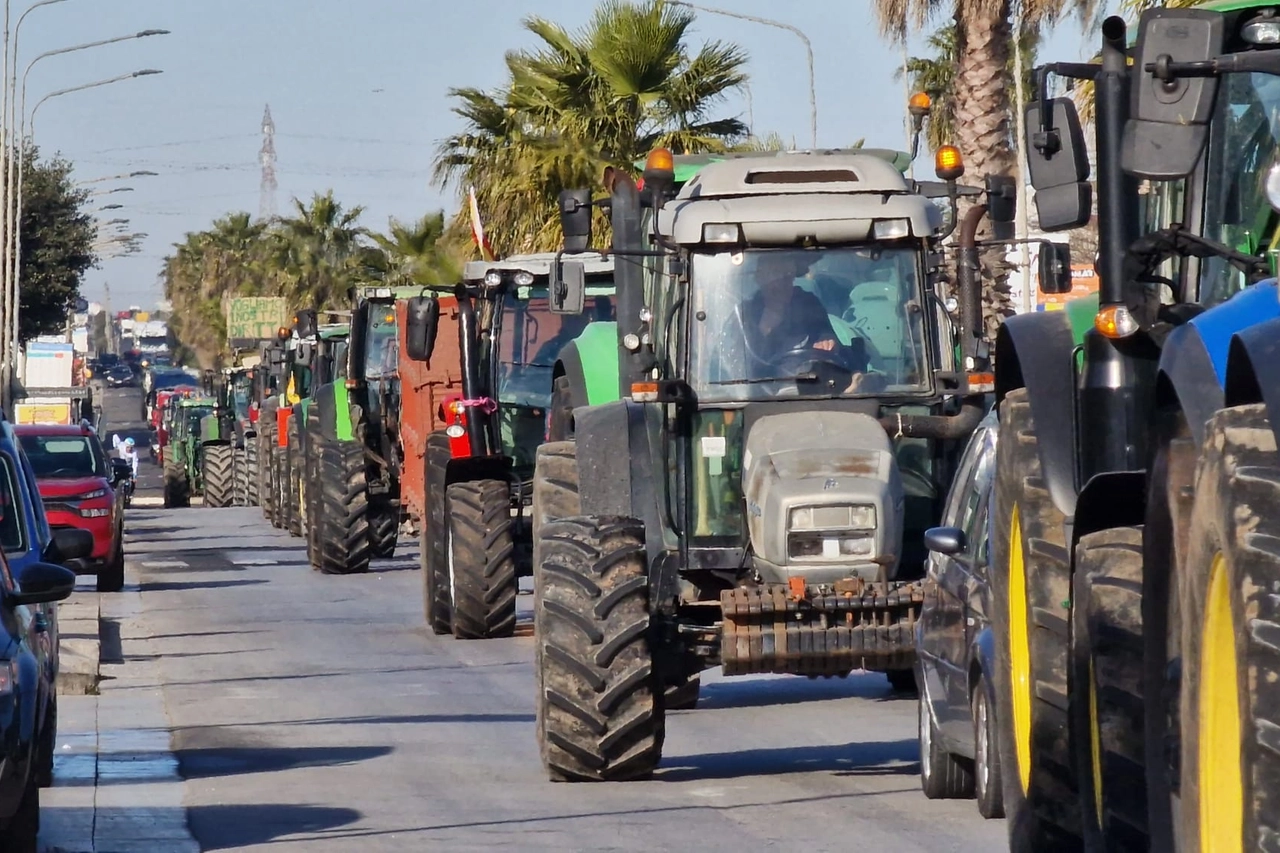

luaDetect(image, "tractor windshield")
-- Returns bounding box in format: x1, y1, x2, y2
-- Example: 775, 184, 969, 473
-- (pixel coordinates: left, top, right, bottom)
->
1200, 70, 1280, 305
496, 285, 615, 408
365, 307, 398, 380
689, 247, 931, 403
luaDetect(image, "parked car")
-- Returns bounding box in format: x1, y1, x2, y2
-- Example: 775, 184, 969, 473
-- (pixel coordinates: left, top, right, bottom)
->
103, 363, 137, 388
16, 423, 128, 593
0, 553, 77, 851
914, 410, 1003, 819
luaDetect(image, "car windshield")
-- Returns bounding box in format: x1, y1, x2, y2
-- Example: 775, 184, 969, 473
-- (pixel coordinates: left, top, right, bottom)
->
688, 247, 931, 402
19, 434, 105, 478
0, 454, 26, 554
1201, 70, 1280, 305
497, 285, 615, 408
152, 372, 195, 390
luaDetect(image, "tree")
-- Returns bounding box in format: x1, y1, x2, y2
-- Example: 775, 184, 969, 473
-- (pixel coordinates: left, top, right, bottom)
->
434, 0, 749, 257
364, 213, 459, 287
18, 146, 96, 342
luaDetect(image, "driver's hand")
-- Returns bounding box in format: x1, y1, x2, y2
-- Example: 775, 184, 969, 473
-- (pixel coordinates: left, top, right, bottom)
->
812, 338, 836, 352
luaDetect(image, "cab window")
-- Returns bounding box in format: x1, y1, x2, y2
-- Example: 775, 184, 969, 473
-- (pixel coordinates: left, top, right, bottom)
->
0, 453, 28, 555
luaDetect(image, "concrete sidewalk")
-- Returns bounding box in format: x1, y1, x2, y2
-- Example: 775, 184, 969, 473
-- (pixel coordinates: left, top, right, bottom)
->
39, 581, 198, 853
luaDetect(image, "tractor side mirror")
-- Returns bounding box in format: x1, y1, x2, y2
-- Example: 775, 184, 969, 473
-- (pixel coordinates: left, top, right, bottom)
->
1122, 9, 1223, 180
295, 341, 315, 367
984, 175, 1017, 241
293, 308, 318, 339
558, 189, 593, 253
549, 259, 586, 315
1024, 98, 1092, 231
1038, 242, 1073, 295
405, 296, 441, 363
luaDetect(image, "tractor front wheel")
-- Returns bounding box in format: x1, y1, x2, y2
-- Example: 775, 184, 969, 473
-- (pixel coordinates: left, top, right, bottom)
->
446, 479, 516, 640
534, 516, 663, 782
202, 443, 234, 508
163, 456, 189, 509
316, 440, 370, 575
422, 432, 452, 634
369, 500, 398, 559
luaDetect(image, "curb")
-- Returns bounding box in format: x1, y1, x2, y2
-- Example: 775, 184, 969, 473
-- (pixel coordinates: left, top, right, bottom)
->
56, 589, 100, 696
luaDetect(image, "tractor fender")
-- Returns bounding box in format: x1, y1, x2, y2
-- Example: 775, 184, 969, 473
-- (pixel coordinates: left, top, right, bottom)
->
574, 400, 665, 559
310, 383, 355, 444
1154, 322, 1224, 449
556, 321, 620, 406
994, 309, 1081, 517
1073, 470, 1146, 543
1224, 313, 1280, 448
443, 454, 509, 488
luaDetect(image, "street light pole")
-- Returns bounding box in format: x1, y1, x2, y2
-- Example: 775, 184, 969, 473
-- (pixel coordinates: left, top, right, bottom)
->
13, 68, 162, 376
666, 0, 817, 149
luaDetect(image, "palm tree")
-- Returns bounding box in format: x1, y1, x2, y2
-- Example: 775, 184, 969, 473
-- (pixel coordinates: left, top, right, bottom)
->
366, 213, 460, 287
274, 191, 369, 309
434, 0, 750, 257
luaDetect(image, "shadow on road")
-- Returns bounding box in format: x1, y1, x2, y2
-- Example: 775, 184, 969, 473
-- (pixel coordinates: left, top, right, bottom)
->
138, 578, 270, 592
187, 804, 362, 851
176, 744, 393, 779
655, 738, 919, 782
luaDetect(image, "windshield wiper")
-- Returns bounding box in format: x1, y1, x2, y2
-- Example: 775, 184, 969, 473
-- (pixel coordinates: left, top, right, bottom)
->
711, 372, 818, 386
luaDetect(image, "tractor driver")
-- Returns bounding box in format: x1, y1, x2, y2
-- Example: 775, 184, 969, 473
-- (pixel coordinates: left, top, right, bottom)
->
730, 251, 870, 388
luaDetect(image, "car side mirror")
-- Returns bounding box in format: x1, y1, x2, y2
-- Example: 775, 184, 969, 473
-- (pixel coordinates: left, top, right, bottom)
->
405, 296, 441, 363
44, 527, 94, 564
924, 526, 967, 557
549, 259, 586, 315
1038, 242, 1073, 295
558, 189, 593, 253
1122, 9, 1222, 180
9, 561, 77, 607
1024, 97, 1092, 232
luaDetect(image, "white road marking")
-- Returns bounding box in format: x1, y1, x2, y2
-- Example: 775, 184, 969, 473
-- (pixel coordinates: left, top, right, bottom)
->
139, 560, 188, 568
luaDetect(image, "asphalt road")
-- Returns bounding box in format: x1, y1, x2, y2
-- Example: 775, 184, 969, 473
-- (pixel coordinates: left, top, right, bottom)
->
102, 390, 1007, 852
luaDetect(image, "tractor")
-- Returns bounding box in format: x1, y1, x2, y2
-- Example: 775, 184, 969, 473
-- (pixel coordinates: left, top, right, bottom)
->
290, 320, 350, 569
196, 369, 237, 508
403, 254, 616, 639
989, 5, 1280, 850
501, 132, 1033, 781
305, 285, 413, 575
161, 396, 216, 508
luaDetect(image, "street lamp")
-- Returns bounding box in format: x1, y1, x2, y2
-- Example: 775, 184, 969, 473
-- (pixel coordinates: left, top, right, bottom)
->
666, 0, 816, 149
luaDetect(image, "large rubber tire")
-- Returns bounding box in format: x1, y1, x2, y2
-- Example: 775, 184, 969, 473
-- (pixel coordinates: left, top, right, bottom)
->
316, 440, 370, 575
162, 456, 189, 509
369, 500, 398, 559
269, 438, 286, 529
233, 445, 249, 506
285, 416, 303, 537
665, 674, 701, 711
245, 432, 259, 507
96, 531, 125, 593
989, 388, 1079, 850
422, 431, 452, 634
547, 375, 576, 442
1, 765, 39, 852
447, 480, 517, 640
1070, 527, 1147, 852
920, 693, 975, 799
202, 443, 234, 508
257, 430, 274, 521
1172, 404, 1280, 849
35, 695, 56, 788
304, 409, 324, 570
535, 516, 663, 782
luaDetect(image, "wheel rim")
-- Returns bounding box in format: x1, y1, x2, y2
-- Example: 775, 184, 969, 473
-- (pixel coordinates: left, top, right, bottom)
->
977, 690, 990, 793
1199, 552, 1243, 853
1008, 505, 1033, 795
919, 699, 932, 779
1089, 655, 1104, 829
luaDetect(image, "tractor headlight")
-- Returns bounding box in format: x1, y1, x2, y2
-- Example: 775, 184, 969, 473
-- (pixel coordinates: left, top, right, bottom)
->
788, 532, 875, 561
513, 271, 535, 286
445, 424, 465, 439
484, 271, 503, 287
702, 223, 743, 244
872, 218, 911, 240
788, 504, 876, 531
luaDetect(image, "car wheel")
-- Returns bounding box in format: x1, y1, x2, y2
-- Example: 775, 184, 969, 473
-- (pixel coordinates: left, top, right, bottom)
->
2, 767, 39, 851
97, 532, 125, 593
36, 695, 56, 788
974, 670, 1005, 819
920, 693, 974, 799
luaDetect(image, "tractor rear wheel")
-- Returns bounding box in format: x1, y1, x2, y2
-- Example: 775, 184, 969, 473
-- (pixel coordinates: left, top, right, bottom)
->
548, 375, 576, 441
535, 516, 663, 782
447, 480, 516, 640
1170, 404, 1280, 850
316, 440, 370, 575
1070, 527, 1147, 852
202, 443, 234, 508
269, 439, 287, 529
989, 388, 1079, 850
286, 417, 303, 537
304, 408, 324, 570
163, 455, 189, 508
245, 432, 259, 507
257, 430, 274, 521
422, 431, 452, 634
369, 500, 398, 559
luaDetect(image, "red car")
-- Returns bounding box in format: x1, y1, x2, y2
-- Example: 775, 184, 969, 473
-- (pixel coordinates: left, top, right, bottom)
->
15, 423, 125, 592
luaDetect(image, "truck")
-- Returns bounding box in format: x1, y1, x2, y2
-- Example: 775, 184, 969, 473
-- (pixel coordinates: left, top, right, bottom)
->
15, 340, 90, 425
988, 5, 1280, 850
501, 135, 1028, 781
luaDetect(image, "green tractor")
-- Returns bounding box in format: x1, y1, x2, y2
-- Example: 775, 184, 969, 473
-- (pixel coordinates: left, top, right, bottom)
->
305, 286, 412, 576
506, 135, 1031, 781
162, 396, 216, 508
403, 254, 615, 638
989, 5, 1280, 850
197, 369, 237, 508
290, 319, 350, 568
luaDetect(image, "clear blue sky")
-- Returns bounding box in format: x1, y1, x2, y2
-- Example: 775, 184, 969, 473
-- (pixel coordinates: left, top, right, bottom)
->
24, 0, 1107, 309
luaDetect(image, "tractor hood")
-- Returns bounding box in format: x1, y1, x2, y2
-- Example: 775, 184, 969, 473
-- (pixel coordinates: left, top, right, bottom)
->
742, 410, 904, 585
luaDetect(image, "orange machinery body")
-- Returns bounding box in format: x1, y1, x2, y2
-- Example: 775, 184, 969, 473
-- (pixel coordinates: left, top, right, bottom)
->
394, 296, 463, 526
276, 405, 292, 447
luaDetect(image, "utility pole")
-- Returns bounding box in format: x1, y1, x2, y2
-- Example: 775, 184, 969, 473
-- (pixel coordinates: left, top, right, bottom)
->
259, 104, 276, 220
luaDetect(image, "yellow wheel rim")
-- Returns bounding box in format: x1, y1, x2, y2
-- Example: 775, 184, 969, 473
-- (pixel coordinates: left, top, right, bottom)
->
1089, 656, 1104, 828
1009, 505, 1033, 794
1200, 552, 1243, 853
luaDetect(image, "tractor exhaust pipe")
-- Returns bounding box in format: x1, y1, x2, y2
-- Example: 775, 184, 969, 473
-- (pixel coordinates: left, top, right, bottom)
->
879, 396, 987, 441
455, 288, 487, 458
